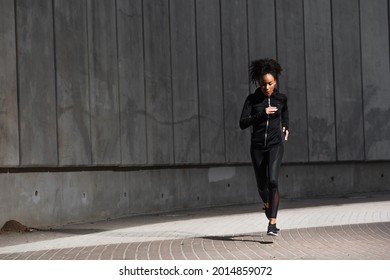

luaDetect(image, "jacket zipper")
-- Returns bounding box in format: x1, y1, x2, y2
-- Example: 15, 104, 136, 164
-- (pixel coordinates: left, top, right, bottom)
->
264, 97, 270, 146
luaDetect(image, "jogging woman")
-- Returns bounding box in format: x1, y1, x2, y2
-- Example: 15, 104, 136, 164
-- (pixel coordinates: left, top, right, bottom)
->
239, 58, 289, 236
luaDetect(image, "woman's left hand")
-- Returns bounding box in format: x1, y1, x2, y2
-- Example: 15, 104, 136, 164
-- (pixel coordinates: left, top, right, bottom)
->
283, 127, 289, 141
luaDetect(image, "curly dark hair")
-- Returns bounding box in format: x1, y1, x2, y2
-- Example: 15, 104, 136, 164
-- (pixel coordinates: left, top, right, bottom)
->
249, 58, 283, 85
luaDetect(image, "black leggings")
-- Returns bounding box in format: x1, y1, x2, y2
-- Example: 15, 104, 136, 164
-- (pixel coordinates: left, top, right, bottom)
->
250, 144, 284, 219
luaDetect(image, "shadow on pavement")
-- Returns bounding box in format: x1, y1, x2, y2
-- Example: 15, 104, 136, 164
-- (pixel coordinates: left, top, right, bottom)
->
202, 234, 273, 244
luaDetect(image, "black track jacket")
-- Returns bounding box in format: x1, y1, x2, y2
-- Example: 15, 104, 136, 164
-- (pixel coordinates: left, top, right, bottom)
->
239, 88, 289, 149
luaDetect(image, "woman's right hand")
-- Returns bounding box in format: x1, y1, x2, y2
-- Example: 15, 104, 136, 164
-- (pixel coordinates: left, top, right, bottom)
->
265, 106, 278, 115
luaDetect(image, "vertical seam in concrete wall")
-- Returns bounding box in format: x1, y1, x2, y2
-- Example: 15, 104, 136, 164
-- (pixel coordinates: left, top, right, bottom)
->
358, 0, 367, 161
14, 0, 21, 167
219, 0, 227, 163
141, 0, 149, 164
302, 0, 310, 162
114, 0, 123, 165
194, 0, 202, 163
274, 0, 279, 61
245, 0, 251, 92
86, 0, 93, 165
52, 0, 59, 166
330, 0, 339, 161
168, 0, 176, 165
386, 1, 390, 70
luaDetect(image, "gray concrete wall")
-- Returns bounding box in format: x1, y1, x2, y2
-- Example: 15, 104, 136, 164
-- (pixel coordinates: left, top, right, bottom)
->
0, 0, 390, 227
2, 0, 390, 167
0, 0, 19, 166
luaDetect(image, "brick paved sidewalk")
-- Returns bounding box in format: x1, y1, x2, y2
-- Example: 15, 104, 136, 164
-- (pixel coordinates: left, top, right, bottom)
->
0, 192, 389, 260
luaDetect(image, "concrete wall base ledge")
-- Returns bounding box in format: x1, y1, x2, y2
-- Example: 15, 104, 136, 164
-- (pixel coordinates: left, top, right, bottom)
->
1, 162, 389, 227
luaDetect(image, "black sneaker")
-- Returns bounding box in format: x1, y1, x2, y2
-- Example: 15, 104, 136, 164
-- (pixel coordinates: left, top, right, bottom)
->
267, 223, 279, 236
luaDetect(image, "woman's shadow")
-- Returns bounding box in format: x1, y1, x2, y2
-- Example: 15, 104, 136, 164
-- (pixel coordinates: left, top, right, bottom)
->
202, 234, 273, 244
